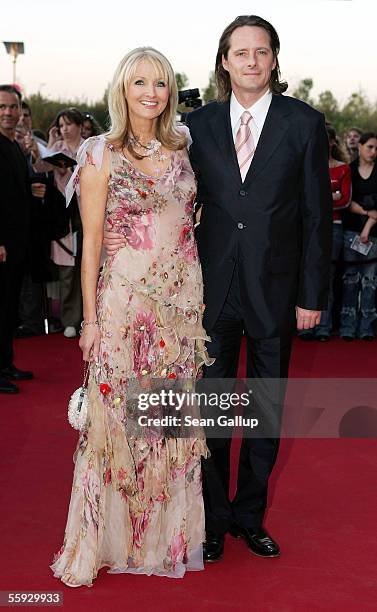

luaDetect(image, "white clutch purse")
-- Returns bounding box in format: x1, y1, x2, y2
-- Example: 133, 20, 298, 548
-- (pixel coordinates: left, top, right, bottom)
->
68, 362, 90, 432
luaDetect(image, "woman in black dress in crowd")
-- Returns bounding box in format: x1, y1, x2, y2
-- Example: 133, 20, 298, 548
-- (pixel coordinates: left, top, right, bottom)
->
340, 132, 377, 340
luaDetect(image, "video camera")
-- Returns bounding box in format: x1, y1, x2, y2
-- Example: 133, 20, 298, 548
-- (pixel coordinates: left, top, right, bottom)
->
178, 88, 202, 124
178, 88, 202, 110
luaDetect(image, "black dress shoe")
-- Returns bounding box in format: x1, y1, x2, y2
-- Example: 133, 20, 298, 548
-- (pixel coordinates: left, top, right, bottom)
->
203, 534, 224, 562
229, 525, 280, 557
13, 325, 41, 338
0, 377, 19, 394
361, 335, 374, 341
341, 335, 354, 342
1, 364, 34, 381
298, 333, 314, 341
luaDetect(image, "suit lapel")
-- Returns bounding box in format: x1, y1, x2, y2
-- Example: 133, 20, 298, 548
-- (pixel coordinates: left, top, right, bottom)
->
208, 101, 240, 184
243, 95, 292, 185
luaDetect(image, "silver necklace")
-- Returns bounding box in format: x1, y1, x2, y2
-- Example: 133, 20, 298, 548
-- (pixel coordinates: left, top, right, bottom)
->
128, 135, 168, 176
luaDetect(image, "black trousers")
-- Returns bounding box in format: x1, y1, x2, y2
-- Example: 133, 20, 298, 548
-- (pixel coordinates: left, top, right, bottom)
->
203, 264, 292, 535
0, 258, 25, 369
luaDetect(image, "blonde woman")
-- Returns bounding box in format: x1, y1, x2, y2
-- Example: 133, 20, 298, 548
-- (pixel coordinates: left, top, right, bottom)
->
51, 48, 212, 586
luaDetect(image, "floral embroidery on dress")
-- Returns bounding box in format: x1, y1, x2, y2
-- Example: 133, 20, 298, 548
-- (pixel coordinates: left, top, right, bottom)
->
52, 133, 213, 586
133, 312, 157, 375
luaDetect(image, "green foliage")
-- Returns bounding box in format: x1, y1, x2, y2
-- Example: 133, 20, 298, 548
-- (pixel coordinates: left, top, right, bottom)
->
291, 78, 314, 106
25, 91, 109, 137
175, 72, 189, 91
317, 90, 339, 125
175, 72, 189, 115
26, 76, 377, 140
202, 71, 217, 104
292, 78, 377, 136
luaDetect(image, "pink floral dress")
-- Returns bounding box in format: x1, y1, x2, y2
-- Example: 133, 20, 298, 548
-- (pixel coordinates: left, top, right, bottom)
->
51, 133, 213, 586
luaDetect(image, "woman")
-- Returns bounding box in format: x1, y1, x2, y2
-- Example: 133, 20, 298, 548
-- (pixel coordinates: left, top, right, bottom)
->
51, 48, 212, 586
314, 126, 351, 341
35, 108, 85, 338
340, 132, 377, 340
81, 111, 102, 139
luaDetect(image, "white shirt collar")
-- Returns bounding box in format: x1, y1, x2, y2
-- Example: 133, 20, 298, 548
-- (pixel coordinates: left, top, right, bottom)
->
230, 89, 272, 137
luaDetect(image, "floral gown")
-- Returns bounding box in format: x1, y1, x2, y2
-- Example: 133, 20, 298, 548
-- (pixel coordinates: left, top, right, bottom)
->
51, 132, 213, 586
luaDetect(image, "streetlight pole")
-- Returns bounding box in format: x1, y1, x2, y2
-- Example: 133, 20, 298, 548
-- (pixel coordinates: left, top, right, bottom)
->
2, 41, 25, 84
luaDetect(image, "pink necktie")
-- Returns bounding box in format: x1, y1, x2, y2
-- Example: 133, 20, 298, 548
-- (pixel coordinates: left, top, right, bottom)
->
235, 111, 255, 181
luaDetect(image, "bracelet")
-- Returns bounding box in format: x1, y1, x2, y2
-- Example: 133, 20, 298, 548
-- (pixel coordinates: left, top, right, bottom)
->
80, 320, 99, 329
80, 320, 99, 336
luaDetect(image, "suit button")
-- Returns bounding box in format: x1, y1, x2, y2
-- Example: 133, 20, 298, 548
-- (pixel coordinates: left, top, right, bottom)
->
239, 189, 247, 196
237, 223, 244, 230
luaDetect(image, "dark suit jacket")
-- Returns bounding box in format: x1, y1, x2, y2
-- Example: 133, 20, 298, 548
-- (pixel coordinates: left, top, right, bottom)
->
0, 133, 31, 263
186, 94, 332, 338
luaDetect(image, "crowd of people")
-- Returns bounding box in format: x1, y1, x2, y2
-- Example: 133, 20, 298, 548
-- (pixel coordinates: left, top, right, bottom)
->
0, 95, 103, 393
298, 125, 377, 341
0, 12, 376, 587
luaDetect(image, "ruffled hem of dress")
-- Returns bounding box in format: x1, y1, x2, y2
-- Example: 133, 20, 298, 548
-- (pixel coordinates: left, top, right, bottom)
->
51, 544, 204, 587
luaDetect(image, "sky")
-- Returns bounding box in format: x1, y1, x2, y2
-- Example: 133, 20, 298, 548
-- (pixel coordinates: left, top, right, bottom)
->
1, 0, 376, 106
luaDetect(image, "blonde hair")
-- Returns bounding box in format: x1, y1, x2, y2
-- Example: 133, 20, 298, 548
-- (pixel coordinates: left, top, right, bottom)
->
106, 47, 186, 155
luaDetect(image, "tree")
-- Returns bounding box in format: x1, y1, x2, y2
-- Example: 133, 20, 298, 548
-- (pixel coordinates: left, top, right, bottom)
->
291, 79, 377, 136
291, 78, 314, 105
316, 90, 339, 126
26, 78, 377, 140
340, 91, 373, 133
25, 91, 108, 136
175, 72, 188, 91
202, 71, 217, 104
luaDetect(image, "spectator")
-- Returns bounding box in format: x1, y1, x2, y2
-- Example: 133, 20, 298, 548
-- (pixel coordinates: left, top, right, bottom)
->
0, 85, 35, 393
20, 101, 47, 145
34, 107, 84, 338
14, 102, 47, 337
340, 132, 377, 340
344, 127, 362, 162
16, 102, 66, 337
314, 125, 352, 340
81, 112, 102, 139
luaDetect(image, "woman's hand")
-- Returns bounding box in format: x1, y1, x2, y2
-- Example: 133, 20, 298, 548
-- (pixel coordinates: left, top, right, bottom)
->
48, 126, 61, 148
103, 229, 126, 256
79, 324, 101, 362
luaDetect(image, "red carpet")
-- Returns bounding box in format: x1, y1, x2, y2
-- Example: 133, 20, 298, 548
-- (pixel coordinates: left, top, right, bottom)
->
0, 335, 376, 611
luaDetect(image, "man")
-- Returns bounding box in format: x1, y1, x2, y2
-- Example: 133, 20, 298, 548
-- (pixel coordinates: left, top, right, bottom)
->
13, 100, 49, 338
0, 85, 34, 393
18, 101, 47, 146
103, 15, 332, 562
184, 15, 332, 561
344, 127, 362, 162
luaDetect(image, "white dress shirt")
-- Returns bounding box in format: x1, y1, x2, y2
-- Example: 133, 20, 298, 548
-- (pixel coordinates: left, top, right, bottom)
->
230, 89, 272, 160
